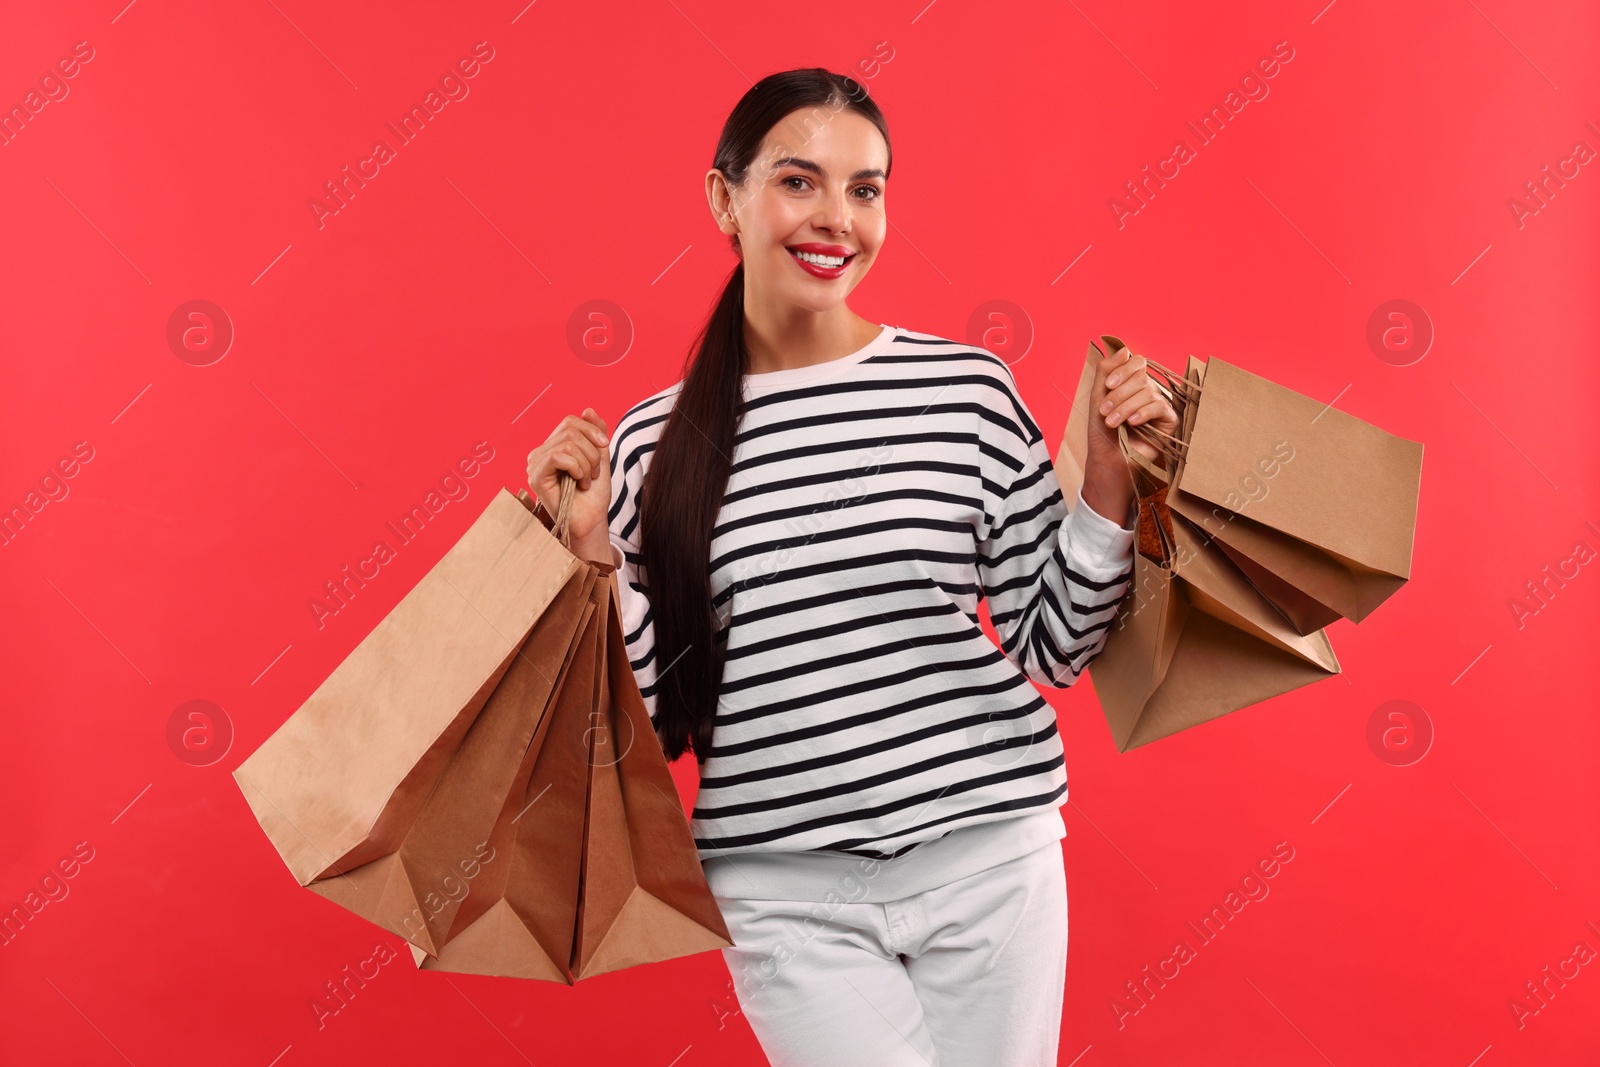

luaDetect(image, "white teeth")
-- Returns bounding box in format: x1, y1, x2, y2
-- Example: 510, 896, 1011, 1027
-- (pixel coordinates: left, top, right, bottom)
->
792, 250, 847, 268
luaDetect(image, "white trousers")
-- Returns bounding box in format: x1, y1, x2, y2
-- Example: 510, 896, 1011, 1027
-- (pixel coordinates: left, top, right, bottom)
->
717, 841, 1068, 1067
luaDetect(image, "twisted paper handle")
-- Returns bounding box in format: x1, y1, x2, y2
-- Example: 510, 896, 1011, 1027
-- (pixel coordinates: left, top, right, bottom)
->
520, 472, 579, 551
1096, 334, 1207, 577
550, 471, 577, 550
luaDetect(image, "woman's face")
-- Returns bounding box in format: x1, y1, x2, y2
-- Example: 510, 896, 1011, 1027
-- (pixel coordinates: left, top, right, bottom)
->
709, 106, 889, 313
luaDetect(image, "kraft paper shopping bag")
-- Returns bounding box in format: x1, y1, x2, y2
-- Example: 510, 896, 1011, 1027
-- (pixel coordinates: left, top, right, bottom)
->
1055, 338, 1341, 751
234, 488, 586, 886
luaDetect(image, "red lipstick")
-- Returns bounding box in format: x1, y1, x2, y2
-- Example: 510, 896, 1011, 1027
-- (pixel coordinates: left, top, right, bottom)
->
785, 242, 857, 280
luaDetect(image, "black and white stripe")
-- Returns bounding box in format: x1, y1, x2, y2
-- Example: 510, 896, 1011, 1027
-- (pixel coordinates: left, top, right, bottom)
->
606, 325, 1135, 860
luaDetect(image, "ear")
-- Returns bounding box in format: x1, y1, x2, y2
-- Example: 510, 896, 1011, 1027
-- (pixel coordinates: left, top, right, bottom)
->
705, 170, 740, 237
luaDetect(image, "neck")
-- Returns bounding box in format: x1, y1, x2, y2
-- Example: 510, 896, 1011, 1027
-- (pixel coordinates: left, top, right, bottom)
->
741, 286, 878, 375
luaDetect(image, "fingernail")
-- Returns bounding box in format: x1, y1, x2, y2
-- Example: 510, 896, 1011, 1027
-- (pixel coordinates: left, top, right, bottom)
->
1107, 375, 1119, 387
1100, 400, 1113, 414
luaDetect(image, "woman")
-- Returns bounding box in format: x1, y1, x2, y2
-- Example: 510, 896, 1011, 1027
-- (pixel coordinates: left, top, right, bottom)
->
528, 68, 1177, 1067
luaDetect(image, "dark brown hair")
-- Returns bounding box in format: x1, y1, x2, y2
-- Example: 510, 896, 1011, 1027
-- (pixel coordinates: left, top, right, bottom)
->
640, 68, 892, 764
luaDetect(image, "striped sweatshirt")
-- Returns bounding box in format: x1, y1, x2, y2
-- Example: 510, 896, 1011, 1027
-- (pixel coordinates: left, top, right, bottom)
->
605, 323, 1137, 863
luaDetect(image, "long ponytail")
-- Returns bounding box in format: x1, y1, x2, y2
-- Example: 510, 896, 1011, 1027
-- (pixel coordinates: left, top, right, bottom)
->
639, 68, 892, 764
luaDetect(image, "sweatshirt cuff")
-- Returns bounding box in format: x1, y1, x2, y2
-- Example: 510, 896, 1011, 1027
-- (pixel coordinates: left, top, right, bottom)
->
1065, 486, 1137, 575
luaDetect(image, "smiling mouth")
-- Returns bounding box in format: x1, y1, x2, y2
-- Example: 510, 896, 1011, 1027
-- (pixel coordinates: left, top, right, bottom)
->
787, 248, 856, 269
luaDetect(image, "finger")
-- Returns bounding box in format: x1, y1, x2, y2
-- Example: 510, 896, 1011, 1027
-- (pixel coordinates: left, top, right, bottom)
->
561, 429, 601, 469
575, 409, 609, 445
549, 449, 589, 483
1105, 385, 1160, 427
1095, 343, 1131, 375
1122, 397, 1169, 427
1100, 373, 1155, 416
1104, 353, 1144, 391
559, 413, 606, 449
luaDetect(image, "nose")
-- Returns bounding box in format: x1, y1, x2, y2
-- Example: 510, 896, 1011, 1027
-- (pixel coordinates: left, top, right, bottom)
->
813, 185, 852, 236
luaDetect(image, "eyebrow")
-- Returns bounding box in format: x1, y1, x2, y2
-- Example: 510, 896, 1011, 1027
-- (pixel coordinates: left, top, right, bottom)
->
770, 157, 886, 182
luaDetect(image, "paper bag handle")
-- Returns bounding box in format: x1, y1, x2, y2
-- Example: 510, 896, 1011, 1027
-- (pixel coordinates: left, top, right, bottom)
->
1096, 334, 1201, 471
550, 471, 577, 550
519, 473, 579, 550
1093, 335, 1191, 576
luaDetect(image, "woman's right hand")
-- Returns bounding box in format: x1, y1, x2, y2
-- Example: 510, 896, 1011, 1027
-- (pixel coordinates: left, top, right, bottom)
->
527, 407, 612, 561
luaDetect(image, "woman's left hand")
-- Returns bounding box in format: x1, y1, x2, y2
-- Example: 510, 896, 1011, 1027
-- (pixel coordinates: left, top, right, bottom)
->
1080, 342, 1183, 527
1086, 342, 1181, 472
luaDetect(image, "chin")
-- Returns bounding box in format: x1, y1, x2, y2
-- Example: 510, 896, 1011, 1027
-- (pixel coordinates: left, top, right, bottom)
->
786, 288, 854, 314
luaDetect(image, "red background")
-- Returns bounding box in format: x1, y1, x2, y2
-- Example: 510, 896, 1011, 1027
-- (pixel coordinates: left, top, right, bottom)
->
3, 0, 1597, 1063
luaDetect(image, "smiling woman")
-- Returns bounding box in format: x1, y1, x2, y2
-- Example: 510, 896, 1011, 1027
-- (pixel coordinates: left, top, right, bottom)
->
525, 66, 1176, 1067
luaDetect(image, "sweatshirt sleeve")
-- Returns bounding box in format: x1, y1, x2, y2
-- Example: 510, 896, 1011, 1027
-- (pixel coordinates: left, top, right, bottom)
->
607, 426, 660, 724
975, 369, 1137, 688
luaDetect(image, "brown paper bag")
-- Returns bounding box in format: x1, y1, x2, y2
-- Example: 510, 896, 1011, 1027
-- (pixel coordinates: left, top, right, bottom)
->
305, 565, 600, 955
414, 585, 604, 980
1055, 339, 1341, 751
572, 568, 734, 980
410, 479, 732, 981
233, 488, 586, 886
1163, 352, 1424, 634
